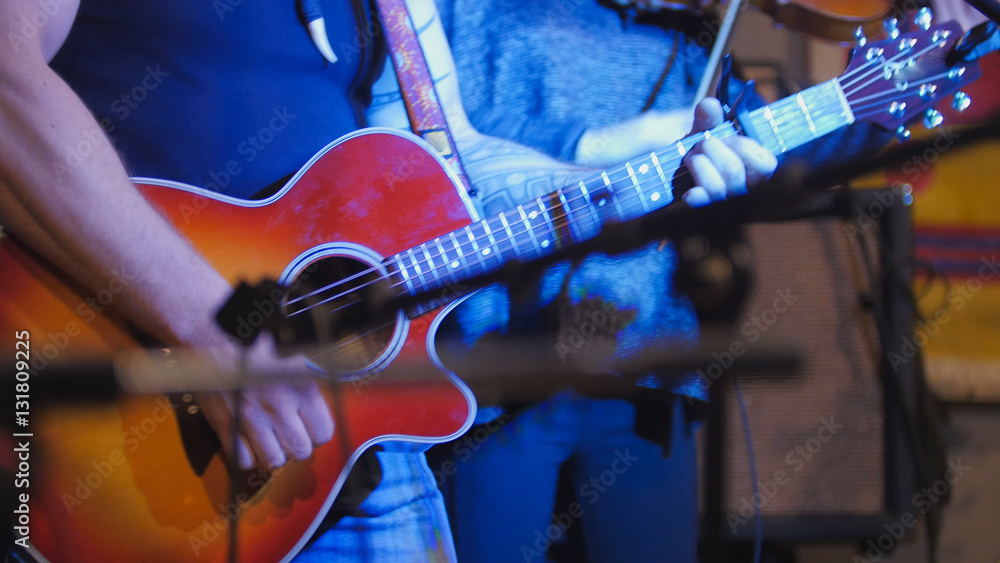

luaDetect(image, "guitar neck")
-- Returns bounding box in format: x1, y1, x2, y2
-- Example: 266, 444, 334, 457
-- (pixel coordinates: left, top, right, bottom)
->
383, 78, 856, 305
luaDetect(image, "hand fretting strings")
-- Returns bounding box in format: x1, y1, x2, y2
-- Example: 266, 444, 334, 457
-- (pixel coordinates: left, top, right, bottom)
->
284, 35, 950, 331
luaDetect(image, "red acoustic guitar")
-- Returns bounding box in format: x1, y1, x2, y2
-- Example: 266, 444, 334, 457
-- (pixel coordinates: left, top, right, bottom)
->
0, 20, 979, 562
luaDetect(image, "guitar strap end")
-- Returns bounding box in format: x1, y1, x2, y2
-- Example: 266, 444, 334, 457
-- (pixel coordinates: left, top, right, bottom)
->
420, 129, 454, 158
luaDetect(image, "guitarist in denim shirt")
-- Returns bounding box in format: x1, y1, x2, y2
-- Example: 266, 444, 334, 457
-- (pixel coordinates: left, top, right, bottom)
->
431, 1, 895, 561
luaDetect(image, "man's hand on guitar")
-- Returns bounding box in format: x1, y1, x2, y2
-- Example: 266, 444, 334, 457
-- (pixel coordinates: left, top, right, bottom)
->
682, 97, 777, 207
195, 334, 335, 470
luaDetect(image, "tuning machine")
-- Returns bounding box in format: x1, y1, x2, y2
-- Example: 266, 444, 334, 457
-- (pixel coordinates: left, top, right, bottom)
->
924, 109, 944, 129
883, 18, 900, 40
953, 91, 972, 112
855, 26, 867, 48
914, 7, 934, 31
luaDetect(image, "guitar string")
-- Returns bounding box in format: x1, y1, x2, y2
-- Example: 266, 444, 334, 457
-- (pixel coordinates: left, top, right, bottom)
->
286, 79, 922, 319
284, 50, 899, 310
288, 83, 928, 324
283, 44, 916, 312
284, 36, 956, 318
289, 83, 927, 323
291, 66, 963, 357
285, 39, 937, 312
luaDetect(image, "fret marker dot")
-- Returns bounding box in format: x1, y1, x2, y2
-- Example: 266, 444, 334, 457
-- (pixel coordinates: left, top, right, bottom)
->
598, 199, 606, 207
482, 248, 491, 256
541, 240, 550, 248
450, 261, 459, 269
651, 192, 660, 202
528, 211, 538, 220
639, 164, 649, 174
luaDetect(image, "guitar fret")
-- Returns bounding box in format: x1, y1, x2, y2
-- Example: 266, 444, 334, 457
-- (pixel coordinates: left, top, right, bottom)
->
833, 80, 855, 124
464, 225, 485, 273
795, 93, 818, 137
498, 212, 521, 258
578, 181, 601, 230
650, 152, 673, 203
392, 255, 416, 296
601, 171, 626, 221
382, 258, 401, 292
517, 205, 543, 258
762, 106, 787, 152
625, 162, 649, 213
421, 246, 438, 285
405, 247, 427, 293
435, 237, 459, 284
483, 219, 500, 263
557, 189, 583, 244
448, 231, 464, 268
536, 196, 558, 250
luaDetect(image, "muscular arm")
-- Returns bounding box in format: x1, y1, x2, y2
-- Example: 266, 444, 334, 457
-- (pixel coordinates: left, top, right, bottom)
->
0, 0, 332, 469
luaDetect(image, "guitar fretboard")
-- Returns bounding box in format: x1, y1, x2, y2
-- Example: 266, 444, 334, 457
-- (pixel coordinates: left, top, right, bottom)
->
383, 79, 854, 306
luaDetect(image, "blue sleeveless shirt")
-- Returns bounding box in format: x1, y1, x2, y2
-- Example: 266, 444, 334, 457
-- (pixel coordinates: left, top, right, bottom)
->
51, 0, 380, 199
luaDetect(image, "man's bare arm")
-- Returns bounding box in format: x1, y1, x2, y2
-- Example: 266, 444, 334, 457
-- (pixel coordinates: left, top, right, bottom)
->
0, 0, 332, 469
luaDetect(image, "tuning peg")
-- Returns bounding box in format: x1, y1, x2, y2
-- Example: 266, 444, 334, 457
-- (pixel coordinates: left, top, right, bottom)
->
914, 7, 934, 31
892, 182, 914, 205
855, 26, 867, 48
896, 126, 911, 142
889, 101, 907, 119
924, 109, 944, 129
919, 84, 938, 100
883, 17, 900, 40
953, 91, 972, 112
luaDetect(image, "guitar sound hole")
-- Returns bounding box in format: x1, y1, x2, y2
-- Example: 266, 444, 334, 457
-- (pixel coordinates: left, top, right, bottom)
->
281, 256, 397, 374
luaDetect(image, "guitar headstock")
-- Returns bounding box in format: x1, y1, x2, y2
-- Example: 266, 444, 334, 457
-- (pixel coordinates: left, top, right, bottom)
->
840, 16, 982, 139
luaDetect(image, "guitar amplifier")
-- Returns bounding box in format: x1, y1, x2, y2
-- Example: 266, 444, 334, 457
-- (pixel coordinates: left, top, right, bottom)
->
698, 188, 925, 543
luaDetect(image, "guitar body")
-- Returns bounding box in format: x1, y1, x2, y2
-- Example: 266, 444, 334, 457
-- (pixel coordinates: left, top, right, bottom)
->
0, 129, 478, 562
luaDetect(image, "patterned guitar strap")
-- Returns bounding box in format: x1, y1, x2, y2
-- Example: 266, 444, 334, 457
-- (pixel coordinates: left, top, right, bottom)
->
373, 0, 476, 196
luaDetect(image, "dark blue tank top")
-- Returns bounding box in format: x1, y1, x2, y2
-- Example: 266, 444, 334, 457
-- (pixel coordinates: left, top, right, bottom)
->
51, 0, 380, 199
